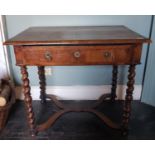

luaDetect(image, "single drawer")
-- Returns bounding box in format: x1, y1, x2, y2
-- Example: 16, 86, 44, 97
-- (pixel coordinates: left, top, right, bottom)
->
14, 45, 142, 66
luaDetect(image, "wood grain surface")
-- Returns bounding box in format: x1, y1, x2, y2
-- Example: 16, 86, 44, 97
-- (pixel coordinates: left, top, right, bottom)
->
14, 44, 142, 66
4, 26, 150, 45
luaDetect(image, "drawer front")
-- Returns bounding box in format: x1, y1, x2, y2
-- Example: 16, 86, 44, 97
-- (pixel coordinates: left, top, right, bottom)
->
14, 45, 142, 66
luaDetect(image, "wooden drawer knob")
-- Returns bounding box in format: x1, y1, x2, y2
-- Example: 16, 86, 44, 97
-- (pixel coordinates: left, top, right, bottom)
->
45, 51, 52, 61
104, 51, 111, 58
74, 51, 81, 58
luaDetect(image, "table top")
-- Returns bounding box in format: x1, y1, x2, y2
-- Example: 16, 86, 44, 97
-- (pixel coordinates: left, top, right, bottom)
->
4, 26, 150, 45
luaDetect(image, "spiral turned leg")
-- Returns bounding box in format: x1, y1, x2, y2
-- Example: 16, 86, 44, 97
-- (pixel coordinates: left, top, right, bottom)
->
38, 66, 46, 104
20, 66, 36, 137
122, 64, 136, 136
111, 65, 118, 102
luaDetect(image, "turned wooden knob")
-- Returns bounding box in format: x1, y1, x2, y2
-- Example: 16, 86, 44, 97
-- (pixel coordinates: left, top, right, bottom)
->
44, 51, 52, 61
0, 97, 6, 106
104, 51, 111, 58
74, 51, 81, 58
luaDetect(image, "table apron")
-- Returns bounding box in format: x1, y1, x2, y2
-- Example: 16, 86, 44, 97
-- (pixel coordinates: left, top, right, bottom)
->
14, 44, 142, 66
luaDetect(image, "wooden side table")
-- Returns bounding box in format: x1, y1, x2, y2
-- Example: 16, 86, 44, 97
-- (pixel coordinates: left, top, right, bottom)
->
4, 26, 150, 137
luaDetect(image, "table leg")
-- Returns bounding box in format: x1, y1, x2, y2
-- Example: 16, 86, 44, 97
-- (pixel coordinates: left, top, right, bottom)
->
122, 64, 136, 135
111, 65, 118, 101
38, 66, 46, 104
20, 66, 36, 137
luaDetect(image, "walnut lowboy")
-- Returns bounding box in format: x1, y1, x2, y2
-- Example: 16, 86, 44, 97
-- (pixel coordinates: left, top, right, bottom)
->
4, 26, 150, 137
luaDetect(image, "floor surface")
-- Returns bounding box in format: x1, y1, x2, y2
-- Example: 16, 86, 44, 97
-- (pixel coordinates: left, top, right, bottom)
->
0, 100, 155, 140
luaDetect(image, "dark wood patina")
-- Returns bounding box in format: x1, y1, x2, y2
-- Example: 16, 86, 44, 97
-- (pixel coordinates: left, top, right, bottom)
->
4, 26, 150, 137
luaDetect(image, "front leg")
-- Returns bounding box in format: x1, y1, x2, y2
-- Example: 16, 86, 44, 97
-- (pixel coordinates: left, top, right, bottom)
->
20, 66, 36, 137
122, 64, 136, 136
